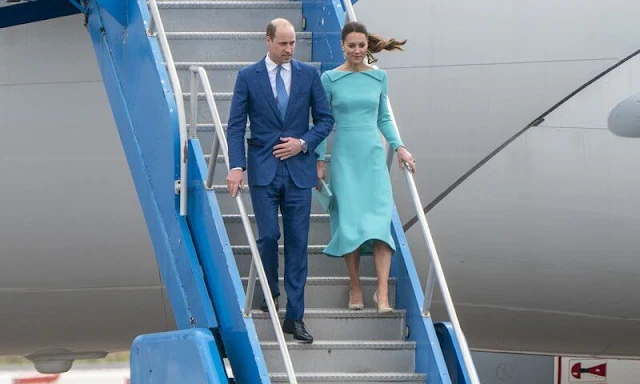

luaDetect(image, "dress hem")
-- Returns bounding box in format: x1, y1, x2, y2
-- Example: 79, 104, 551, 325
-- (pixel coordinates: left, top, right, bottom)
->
322, 237, 396, 258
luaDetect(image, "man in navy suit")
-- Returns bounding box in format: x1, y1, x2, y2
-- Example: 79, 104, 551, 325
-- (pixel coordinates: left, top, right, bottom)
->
226, 18, 334, 343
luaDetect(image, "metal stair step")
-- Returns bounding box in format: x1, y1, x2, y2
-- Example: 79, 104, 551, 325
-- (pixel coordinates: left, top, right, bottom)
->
252, 309, 406, 341
233, 249, 377, 278
175, 61, 321, 94
166, 31, 312, 62
206, 153, 331, 163
200, 161, 332, 187
184, 91, 232, 124
222, 213, 330, 244
158, 1, 302, 32
242, 276, 396, 309
213, 185, 330, 214
193, 123, 333, 157
261, 341, 416, 373
269, 372, 427, 384
233, 244, 325, 254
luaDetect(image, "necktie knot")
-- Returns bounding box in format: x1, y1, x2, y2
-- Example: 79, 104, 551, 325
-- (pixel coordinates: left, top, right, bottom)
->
276, 65, 289, 119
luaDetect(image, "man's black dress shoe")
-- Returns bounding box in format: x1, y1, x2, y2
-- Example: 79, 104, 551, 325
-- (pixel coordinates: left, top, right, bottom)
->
260, 296, 279, 312
282, 319, 313, 344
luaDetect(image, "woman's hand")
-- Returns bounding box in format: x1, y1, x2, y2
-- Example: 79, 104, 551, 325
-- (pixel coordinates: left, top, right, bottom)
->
397, 147, 416, 173
316, 161, 325, 191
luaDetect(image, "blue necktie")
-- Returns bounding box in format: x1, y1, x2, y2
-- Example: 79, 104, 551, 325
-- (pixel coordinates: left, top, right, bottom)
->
276, 65, 289, 119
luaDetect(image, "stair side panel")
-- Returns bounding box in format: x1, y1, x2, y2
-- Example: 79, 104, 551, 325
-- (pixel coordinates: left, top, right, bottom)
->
131, 328, 228, 384
301, 0, 344, 71
85, 0, 217, 330
435, 322, 473, 384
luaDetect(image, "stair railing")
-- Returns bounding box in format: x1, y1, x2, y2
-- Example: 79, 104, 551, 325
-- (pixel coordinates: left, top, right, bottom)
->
146, 0, 188, 216
343, 2, 481, 383
189, 66, 298, 384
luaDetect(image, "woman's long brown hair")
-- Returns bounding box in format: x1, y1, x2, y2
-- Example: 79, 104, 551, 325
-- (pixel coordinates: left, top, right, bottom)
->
341, 21, 407, 63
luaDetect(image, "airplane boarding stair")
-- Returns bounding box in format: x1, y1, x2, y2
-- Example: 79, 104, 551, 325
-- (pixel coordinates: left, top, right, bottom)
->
80, 0, 480, 382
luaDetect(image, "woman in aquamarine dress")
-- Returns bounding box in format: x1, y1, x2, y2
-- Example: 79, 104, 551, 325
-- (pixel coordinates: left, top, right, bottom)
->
316, 22, 416, 313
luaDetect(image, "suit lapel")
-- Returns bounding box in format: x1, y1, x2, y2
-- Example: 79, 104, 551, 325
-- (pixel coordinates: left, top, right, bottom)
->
256, 58, 282, 121
284, 60, 302, 126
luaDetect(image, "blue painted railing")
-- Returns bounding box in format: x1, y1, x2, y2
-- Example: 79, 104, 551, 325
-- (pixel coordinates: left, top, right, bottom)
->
0, 0, 80, 28
131, 329, 228, 384
436, 322, 473, 384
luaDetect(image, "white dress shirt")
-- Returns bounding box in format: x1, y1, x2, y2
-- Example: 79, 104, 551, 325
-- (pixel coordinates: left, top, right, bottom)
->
265, 53, 292, 98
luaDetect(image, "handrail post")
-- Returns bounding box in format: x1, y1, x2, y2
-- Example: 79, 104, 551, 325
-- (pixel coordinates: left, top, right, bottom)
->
422, 264, 435, 315
206, 135, 220, 190
243, 260, 258, 316
189, 71, 198, 138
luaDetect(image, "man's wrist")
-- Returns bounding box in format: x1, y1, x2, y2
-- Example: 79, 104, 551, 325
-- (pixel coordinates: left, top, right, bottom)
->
299, 138, 308, 153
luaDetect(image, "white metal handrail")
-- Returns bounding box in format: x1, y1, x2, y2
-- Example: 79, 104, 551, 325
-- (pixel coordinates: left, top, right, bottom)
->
343, 2, 481, 383
189, 66, 298, 384
146, 0, 188, 216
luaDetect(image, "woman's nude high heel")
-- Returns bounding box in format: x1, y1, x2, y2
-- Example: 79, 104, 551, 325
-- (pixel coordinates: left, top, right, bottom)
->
373, 290, 393, 314
348, 289, 364, 310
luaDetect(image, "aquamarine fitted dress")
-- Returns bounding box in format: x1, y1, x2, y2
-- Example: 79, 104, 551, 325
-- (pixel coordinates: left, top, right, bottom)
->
316, 69, 404, 257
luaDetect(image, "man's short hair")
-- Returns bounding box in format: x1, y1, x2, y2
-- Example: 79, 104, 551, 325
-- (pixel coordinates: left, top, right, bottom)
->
267, 18, 294, 39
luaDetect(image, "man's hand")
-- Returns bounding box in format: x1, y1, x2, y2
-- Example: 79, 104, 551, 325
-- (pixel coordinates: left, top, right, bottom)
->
226, 169, 244, 197
273, 137, 303, 160
316, 161, 325, 191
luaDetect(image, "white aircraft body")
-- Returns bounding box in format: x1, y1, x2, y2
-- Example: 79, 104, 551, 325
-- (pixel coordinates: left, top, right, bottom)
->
1, 0, 640, 362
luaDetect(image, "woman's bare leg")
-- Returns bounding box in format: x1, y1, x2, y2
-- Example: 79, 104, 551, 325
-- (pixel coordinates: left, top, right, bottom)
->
373, 241, 393, 309
345, 249, 363, 307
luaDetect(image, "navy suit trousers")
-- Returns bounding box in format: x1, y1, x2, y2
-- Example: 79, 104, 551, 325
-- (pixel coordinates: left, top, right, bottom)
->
250, 161, 311, 320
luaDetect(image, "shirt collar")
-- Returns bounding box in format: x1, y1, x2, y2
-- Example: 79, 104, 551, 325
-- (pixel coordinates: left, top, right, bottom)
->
265, 53, 292, 72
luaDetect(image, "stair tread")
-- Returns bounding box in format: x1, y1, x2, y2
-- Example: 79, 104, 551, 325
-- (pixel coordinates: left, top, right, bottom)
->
213, 184, 249, 192
206, 153, 332, 162
261, 340, 416, 349
251, 308, 405, 318
175, 61, 321, 69
184, 92, 232, 99
242, 276, 395, 285
158, 1, 301, 8
166, 31, 312, 38
269, 372, 426, 382
233, 244, 325, 253
223, 213, 329, 221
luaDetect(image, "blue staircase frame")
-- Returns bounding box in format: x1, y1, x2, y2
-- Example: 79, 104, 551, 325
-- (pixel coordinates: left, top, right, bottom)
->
84, 0, 269, 382
131, 329, 229, 384
436, 322, 473, 384
82, 0, 472, 382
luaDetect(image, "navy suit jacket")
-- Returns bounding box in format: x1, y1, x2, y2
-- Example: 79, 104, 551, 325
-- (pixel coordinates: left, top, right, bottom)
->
226, 58, 334, 189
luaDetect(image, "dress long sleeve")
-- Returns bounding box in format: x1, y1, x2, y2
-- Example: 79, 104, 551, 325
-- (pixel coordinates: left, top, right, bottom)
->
377, 73, 404, 150
315, 72, 333, 161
